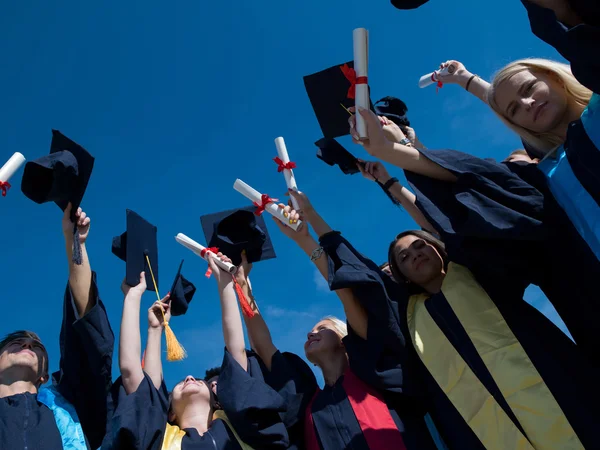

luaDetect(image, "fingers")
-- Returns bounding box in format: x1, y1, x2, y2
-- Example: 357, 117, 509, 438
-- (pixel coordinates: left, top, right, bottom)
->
207, 254, 219, 272
139, 271, 146, 284
240, 250, 248, 265
221, 255, 232, 264
64, 202, 72, 218
281, 204, 292, 218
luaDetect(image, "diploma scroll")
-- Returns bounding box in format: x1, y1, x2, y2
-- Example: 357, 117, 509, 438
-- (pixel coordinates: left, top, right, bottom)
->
353, 28, 369, 140
274, 137, 300, 210
175, 233, 236, 274
418, 65, 455, 88
0, 152, 26, 184
233, 179, 302, 231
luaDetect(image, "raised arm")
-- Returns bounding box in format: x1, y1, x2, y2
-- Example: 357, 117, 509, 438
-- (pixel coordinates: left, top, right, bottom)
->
208, 253, 248, 371
62, 203, 94, 317
119, 273, 147, 394
436, 60, 491, 104
144, 298, 171, 390
357, 159, 435, 233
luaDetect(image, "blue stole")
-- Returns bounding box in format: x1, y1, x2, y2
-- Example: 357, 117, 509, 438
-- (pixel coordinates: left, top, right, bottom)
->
538, 93, 600, 261
37, 385, 88, 450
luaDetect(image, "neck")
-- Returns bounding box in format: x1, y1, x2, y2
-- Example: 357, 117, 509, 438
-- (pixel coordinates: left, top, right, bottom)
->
178, 403, 213, 435
0, 380, 38, 398
556, 101, 587, 140
318, 351, 348, 386
422, 271, 446, 294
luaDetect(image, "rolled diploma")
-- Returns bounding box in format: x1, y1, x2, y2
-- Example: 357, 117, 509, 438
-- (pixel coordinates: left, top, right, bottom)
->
233, 179, 302, 232
0, 152, 26, 182
418, 65, 452, 88
274, 137, 300, 210
175, 233, 236, 274
353, 28, 369, 140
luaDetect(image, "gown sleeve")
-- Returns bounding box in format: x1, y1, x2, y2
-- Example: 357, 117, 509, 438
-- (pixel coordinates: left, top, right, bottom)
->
521, 0, 600, 94
52, 271, 115, 450
216, 349, 290, 449
101, 374, 170, 450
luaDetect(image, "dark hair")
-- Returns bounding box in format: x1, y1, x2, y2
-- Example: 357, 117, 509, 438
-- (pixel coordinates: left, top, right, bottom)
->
167, 376, 222, 425
204, 366, 221, 381
378, 262, 390, 270
0, 330, 49, 377
387, 230, 448, 294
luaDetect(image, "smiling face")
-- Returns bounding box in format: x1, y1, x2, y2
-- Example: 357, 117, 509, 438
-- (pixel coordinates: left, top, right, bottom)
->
0, 332, 48, 385
170, 375, 212, 422
304, 320, 344, 364
493, 69, 568, 134
391, 234, 445, 286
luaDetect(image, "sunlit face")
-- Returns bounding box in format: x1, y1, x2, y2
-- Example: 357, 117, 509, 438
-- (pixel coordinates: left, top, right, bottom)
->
494, 70, 568, 133
206, 375, 219, 395
0, 337, 47, 383
170, 375, 211, 421
392, 235, 444, 286
304, 320, 343, 363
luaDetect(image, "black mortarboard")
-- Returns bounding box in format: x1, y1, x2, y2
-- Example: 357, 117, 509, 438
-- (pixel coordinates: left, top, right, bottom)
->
374, 96, 411, 128
21, 130, 94, 220
304, 61, 375, 140
200, 206, 276, 267
169, 260, 196, 316
391, 0, 429, 9
112, 209, 160, 291
315, 138, 360, 175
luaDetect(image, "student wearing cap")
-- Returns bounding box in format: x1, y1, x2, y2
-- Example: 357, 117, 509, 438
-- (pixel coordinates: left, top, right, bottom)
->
281, 191, 597, 448
0, 204, 114, 450
231, 192, 442, 450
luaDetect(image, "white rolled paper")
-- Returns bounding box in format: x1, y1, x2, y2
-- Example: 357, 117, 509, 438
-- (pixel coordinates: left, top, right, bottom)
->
274, 137, 300, 210
175, 233, 236, 274
0, 152, 26, 183
418, 65, 454, 88
233, 179, 302, 231
353, 28, 369, 140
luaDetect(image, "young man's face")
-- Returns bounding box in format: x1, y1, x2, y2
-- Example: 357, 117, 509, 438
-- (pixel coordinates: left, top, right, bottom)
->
0, 335, 48, 384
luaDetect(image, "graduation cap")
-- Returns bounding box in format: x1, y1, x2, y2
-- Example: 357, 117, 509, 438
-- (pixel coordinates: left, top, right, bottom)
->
200, 206, 276, 267
391, 0, 429, 9
21, 130, 95, 265
112, 209, 160, 292
169, 260, 196, 317
304, 61, 375, 140
315, 138, 361, 175
374, 96, 411, 129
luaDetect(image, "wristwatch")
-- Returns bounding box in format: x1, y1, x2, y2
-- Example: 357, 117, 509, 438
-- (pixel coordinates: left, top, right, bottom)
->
399, 138, 412, 146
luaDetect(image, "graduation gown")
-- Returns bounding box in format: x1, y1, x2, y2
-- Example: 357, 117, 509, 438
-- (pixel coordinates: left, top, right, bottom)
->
0, 272, 114, 450
102, 349, 288, 450
404, 148, 600, 366
320, 232, 600, 449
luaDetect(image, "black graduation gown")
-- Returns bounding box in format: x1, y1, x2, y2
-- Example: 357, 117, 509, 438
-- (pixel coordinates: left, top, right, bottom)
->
320, 232, 600, 449
102, 349, 289, 450
0, 272, 114, 450
404, 149, 600, 366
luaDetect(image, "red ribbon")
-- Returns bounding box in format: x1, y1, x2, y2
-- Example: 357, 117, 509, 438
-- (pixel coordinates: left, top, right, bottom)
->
253, 194, 278, 216
273, 157, 297, 173
233, 276, 255, 318
201, 247, 219, 278
0, 181, 11, 197
340, 64, 368, 100
432, 73, 443, 93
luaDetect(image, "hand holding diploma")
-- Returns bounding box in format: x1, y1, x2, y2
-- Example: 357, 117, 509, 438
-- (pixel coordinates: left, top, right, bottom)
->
274, 136, 300, 210
353, 28, 369, 140
0, 152, 26, 197
175, 233, 236, 274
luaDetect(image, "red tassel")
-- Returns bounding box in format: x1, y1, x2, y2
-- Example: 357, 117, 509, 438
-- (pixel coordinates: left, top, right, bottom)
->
141, 350, 146, 369
233, 277, 255, 318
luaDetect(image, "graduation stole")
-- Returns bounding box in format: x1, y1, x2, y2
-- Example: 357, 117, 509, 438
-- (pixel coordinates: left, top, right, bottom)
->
407, 262, 582, 450
160, 411, 255, 450
37, 385, 88, 450
304, 367, 407, 450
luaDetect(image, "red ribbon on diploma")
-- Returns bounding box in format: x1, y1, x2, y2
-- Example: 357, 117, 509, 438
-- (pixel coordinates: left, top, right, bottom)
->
253, 194, 278, 216
201, 247, 220, 278
273, 157, 297, 173
432, 73, 443, 93
0, 181, 11, 197
340, 64, 368, 100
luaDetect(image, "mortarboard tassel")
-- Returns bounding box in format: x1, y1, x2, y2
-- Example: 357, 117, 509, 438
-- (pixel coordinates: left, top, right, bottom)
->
232, 276, 255, 318
141, 350, 146, 369
145, 254, 187, 361
72, 224, 83, 265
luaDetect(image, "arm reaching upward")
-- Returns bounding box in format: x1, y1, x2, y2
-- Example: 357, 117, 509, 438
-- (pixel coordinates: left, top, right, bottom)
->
145, 298, 171, 389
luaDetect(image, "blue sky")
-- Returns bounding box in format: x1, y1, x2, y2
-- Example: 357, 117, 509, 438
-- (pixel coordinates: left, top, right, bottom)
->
1, 0, 570, 388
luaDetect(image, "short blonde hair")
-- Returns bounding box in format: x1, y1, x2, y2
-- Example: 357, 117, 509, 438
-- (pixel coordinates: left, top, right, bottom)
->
320, 316, 348, 339
488, 58, 592, 154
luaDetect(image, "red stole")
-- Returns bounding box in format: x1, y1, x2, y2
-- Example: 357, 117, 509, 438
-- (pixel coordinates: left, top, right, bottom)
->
304, 367, 407, 450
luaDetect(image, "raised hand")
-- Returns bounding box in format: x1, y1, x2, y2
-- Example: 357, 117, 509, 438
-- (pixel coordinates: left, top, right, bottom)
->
357, 160, 392, 184
235, 251, 253, 285
349, 107, 394, 156
62, 203, 91, 244
122, 272, 147, 297
148, 298, 171, 329
436, 60, 469, 85
208, 252, 234, 287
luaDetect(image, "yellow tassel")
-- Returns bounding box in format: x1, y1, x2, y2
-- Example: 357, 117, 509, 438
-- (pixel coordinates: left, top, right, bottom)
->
145, 254, 187, 362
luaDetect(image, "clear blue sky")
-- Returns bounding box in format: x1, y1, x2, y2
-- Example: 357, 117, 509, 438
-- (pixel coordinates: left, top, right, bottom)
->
0, 0, 570, 388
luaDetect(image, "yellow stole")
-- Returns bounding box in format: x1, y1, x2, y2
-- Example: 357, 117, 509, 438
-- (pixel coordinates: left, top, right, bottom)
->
161, 411, 255, 450
407, 263, 582, 450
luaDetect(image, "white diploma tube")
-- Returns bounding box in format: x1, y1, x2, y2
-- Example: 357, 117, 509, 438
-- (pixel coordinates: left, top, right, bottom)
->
175, 233, 236, 274
353, 28, 369, 140
418, 65, 455, 88
0, 152, 26, 183
233, 179, 302, 232
274, 137, 300, 210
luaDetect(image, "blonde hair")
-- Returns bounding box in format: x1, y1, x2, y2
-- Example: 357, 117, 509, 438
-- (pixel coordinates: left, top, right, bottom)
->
320, 316, 348, 339
488, 58, 592, 153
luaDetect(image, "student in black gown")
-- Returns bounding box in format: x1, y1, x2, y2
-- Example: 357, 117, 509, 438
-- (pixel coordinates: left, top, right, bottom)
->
0, 205, 114, 450
102, 252, 288, 450
233, 191, 442, 450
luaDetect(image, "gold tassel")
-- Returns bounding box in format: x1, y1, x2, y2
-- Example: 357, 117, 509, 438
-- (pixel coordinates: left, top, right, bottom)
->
145, 254, 186, 361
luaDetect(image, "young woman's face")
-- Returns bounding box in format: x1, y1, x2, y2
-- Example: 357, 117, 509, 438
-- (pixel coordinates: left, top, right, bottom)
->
170, 375, 211, 419
494, 70, 568, 133
304, 320, 343, 363
392, 235, 444, 286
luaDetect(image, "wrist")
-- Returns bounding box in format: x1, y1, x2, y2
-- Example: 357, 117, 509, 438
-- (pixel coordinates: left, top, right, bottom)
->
455, 70, 474, 88
148, 326, 163, 334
